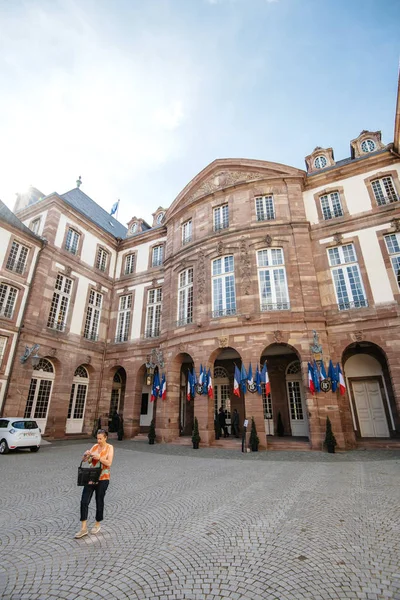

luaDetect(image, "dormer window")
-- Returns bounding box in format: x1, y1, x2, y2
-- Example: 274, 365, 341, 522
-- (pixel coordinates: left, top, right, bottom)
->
156, 212, 165, 225
361, 139, 376, 153
130, 222, 138, 234
314, 156, 327, 169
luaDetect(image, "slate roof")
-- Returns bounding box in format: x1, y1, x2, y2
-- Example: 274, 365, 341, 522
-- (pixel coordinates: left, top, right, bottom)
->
60, 188, 128, 238
306, 147, 389, 178
0, 199, 44, 242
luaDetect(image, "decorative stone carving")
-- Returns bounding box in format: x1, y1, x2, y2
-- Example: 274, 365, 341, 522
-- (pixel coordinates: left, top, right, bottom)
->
391, 218, 400, 232
239, 237, 252, 296
354, 331, 363, 342
217, 241, 224, 256
310, 330, 323, 354
265, 234, 272, 247
96, 282, 102, 291
86, 355, 92, 364
333, 232, 343, 244
273, 330, 283, 343
218, 336, 228, 348
198, 250, 205, 305
152, 278, 158, 287
49, 348, 57, 357
179, 343, 187, 353
187, 170, 266, 203
65, 266, 72, 276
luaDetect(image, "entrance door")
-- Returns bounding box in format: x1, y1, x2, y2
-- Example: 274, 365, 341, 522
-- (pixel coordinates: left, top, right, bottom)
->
24, 359, 55, 433
286, 361, 308, 437
352, 379, 389, 438
66, 366, 88, 434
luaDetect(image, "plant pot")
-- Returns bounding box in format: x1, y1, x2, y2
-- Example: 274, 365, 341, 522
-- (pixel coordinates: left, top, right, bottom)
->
251, 445, 259, 452
192, 442, 199, 449
327, 444, 335, 453
149, 439, 155, 445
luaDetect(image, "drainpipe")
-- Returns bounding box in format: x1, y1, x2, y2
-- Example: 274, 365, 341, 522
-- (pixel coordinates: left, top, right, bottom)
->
0, 239, 46, 416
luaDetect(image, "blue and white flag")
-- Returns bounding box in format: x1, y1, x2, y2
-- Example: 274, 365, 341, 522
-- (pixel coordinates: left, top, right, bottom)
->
240, 364, 248, 394
255, 364, 262, 395
110, 200, 119, 216
327, 360, 337, 392
319, 360, 327, 381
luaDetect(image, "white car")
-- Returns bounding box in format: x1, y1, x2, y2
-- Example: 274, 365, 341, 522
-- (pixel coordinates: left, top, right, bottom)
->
0, 418, 41, 454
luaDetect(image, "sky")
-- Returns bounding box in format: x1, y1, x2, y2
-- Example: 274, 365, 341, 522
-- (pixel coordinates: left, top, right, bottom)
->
0, 0, 399, 228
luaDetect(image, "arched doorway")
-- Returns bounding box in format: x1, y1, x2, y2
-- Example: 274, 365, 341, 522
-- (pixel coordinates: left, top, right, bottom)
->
140, 364, 157, 432
108, 367, 126, 432
23, 358, 55, 432
343, 343, 398, 438
179, 354, 194, 436
66, 365, 89, 434
210, 347, 245, 439
260, 344, 309, 439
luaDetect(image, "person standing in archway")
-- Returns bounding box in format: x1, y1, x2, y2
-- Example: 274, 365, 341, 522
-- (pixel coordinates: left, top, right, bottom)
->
232, 408, 240, 438
218, 406, 229, 438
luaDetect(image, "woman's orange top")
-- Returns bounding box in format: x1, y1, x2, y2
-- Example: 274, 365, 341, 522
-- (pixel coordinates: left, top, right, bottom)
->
89, 443, 112, 480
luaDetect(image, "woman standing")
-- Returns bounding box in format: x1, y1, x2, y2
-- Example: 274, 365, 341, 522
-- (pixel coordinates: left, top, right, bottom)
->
75, 429, 114, 539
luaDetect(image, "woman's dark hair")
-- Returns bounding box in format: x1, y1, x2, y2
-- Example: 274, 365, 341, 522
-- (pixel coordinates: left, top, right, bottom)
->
97, 429, 108, 438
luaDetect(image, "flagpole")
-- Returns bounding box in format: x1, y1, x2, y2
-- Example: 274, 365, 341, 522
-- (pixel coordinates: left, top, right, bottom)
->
116, 199, 120, 221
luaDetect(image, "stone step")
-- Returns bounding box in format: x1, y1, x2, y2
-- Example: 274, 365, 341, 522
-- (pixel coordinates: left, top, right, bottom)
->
267, 437, 311, 451
356, 439, 400, 449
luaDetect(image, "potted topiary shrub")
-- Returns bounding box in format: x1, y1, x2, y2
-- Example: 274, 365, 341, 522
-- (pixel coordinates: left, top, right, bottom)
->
192, 417, 201, 449
324, 416, 337, 453
148, 418, 156, 445
277, 412, 284, 437
117, 415, 124, 441
249, 417, 259, 452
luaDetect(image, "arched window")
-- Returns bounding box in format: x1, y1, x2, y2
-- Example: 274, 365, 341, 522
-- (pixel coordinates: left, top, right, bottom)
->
24, 359, 55, 430
286, 360, 301, 375
214, 366, 230, 418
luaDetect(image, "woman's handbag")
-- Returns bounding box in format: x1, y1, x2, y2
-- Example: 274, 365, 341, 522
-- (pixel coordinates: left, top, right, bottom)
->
77, 459, 101, 486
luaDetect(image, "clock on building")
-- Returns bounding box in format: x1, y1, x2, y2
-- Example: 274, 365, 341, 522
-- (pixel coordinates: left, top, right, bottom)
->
156, 212, 165, 224
130, 222, 138, 233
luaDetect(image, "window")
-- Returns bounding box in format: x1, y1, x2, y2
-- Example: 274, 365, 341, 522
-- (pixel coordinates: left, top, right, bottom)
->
24, 359, 54, 423
361, 139, 376, 153
257, 248, 290, 311
182, 220, 192, 245
83, 290, 103, 341
328, 244, 367, 310
115, 294, 132, 342
177, 268, 193, 326
6, 241, 29, 274
212, 256, 236, 317
384, 234, 400, 289
65, 228, 80, 254
255, 196, 275, 221
320, 191, 344, 220
29, 218, 41, 234
371, 177, 398, 206
314, 156, 327, 169
145, 288, 162, 338
47, 274, 73, 331
0, 283, 18, 319
0, 336, 7, 366
124, 254, 136, 275
152, 245, 163, 267
213, 205, 229, 231
262, 386, 272, 420
67, 366, 89, 423
96, 247, 108, 272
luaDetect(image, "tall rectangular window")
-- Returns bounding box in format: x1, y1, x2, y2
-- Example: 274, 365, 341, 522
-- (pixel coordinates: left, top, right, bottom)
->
257, 248, 290, 311
152, 245, 163, 267
182, 220, 192, 245
96, 248, 108, 272
0, 336, 7, 366
125, 254, 136, 275
0, 284, 18, 319
384, 233, 400, 289
255, 196, 275, 221
145, 288, 162, 337
29, 218, 41, 234
65, 228, 80, 254
6, 241, 29, 275
177, 268, 193, 326
83, 290, 103, 340
371, 177, 398, 206
115, 294, 132, 342
328, 244, 367, 310
212, 256, 236, 317
320, 191, 344, 220
213, 205, 229, 231
47, 274, 73, 331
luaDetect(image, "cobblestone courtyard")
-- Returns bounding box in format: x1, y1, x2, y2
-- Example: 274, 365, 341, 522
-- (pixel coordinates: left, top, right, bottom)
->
1, 441, 400, 600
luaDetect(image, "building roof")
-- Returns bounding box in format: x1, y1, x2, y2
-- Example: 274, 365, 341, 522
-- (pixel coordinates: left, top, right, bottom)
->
306, 147, 390, 178
0, 199, 44, 242
60, 188, 128, 238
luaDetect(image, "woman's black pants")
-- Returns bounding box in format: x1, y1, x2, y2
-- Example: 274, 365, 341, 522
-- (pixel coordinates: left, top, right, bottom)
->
80, 480, 109, 522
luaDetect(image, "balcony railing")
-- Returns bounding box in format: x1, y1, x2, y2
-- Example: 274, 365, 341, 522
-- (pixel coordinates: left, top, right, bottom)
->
144, 329, 160, 338
213, 223, 229, 232
0, 308, 14, 319
377, 194, 399, 206
176, 317, 193, 327
261, 302, 290, 312
211, 308, 237, 318
182, 236, 192, 246
114, 335, 129, 343
152, 259, 163, 267
338, 299, 368, 311
47, 320, 66, 332
6, 262, 26, 275
83, 332, 99, 341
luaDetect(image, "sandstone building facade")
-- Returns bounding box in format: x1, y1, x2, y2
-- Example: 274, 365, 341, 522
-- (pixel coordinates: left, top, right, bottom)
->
1, 84, 400, 451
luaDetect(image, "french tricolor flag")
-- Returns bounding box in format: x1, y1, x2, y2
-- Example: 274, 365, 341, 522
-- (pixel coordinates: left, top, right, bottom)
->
207, 368, 213, 399
233, 365, 241, 397
187, 371, 192, 401
308, 362, 315, 394
337, 363, 346, 396
160, 373, 167, 401
262, 362, 270, 395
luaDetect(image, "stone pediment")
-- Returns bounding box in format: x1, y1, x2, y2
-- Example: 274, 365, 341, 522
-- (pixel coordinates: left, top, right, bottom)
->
167, 159, 305, 219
